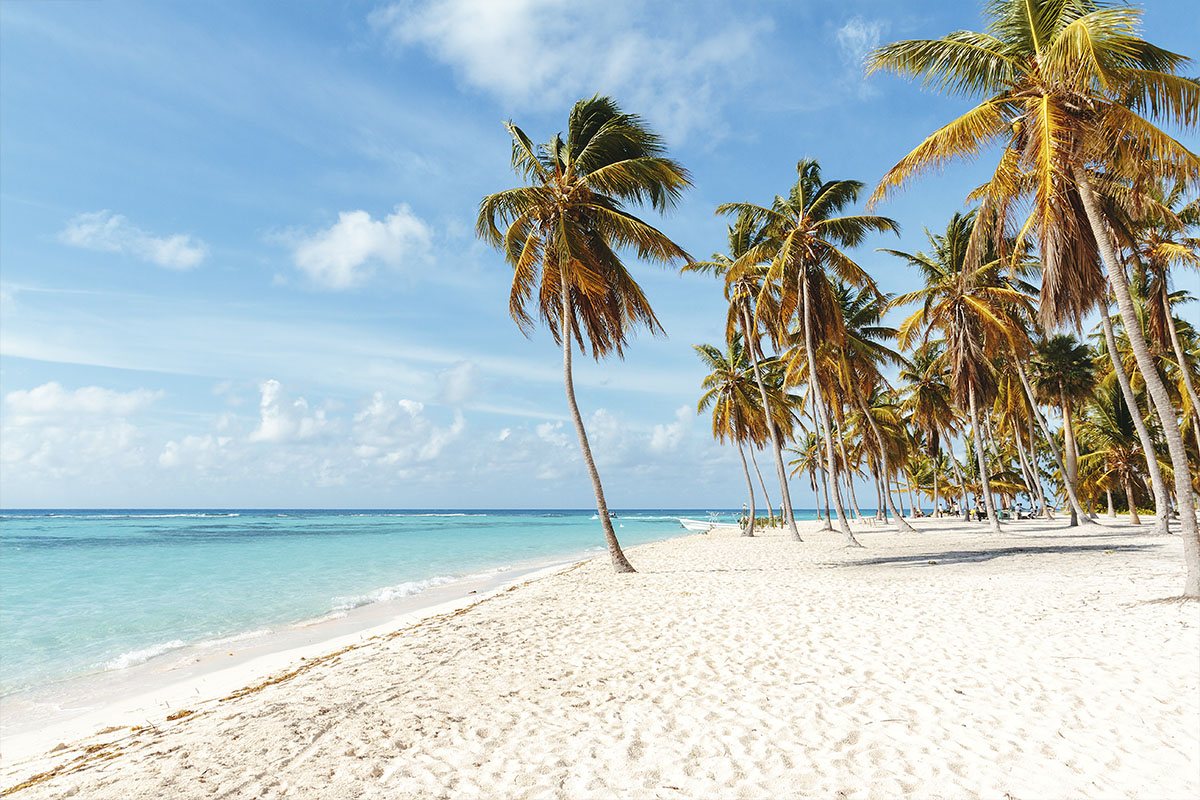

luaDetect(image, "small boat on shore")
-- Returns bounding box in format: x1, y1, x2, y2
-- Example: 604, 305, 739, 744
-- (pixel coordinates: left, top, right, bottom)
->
679, 518, 741, 532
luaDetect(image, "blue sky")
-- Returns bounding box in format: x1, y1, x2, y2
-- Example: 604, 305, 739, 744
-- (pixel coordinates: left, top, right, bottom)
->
2, 0, 1197, 509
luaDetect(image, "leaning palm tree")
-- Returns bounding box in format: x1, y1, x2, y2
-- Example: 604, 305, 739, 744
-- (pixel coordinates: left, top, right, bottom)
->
477, 96, 691, 573
867, 0, 1200, 595
718, 159, 900, 546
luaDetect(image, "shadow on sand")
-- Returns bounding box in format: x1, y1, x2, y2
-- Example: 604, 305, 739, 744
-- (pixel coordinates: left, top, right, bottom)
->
841, 541, 1157, 568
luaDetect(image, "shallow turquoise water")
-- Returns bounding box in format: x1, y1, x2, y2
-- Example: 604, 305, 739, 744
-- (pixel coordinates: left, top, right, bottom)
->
0, 508, 783, 694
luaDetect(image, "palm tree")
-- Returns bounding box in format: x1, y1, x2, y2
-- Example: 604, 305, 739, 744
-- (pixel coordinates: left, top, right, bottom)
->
718, 159, 900, 546
883, 212, 1093, 524
788, 433, 826, 509
685, 213, 802, 539
1118, 182, 1200, 449
900, 341, 968, 517
824, 281, 916, 532
1031, 334, 1099, 525
1091, 297, 1173, 533
867, 0, 1200, 595
696, 335, 795, 537
1080, 374, 1167, 525
891, 233, 1033, 533
477, 96, 691, 573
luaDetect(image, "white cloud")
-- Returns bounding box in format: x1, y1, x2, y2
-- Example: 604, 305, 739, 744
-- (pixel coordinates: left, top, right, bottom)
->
290, 205, 432, 289
835, 16, 887, 97
536, 420, 569, 447
159, 434, 231, 470
369, 0, 770, 142
650, 405, 693, 454
1, 382, 159, 479
4, 382, 161, 420
353, 391, 465, 465
248, 379, 333, 443
59, 211, 207, 270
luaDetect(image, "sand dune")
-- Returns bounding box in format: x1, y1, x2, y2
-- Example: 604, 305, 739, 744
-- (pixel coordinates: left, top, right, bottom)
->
3, 517, 1197, 799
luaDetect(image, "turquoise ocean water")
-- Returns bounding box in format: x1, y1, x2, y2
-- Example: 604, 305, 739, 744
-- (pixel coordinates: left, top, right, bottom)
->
0, 508, 829, 697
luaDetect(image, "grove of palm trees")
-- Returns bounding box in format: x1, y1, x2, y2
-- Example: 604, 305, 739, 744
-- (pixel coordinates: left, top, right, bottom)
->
480, 0, 1198, 597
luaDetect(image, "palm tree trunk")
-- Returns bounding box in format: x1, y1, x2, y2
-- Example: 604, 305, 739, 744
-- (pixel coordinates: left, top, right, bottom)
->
1013, 424, 1036, 509
1076, 168, 1199, 597
933, 456, 940, 517
811, 397, 833, 531
871, 467, 884, 520
1124, 475, 1142, 525
851, 385, 915, 533
1099, 307, 1171, 534
907, 474, 919, 517
1026, 415, 1050, 516
802, 282, 859, 545
1107, 489, 1115, 518
560, 276, 635, 573
1061, 388, 1081, 527
736, 439, 755, 537
1011, 355, 1092, 522
1166, 310, 1200, 429
739, 303, 801, 541
969, 385, 1002, 534
750, 451, 774, 527
834, 411, 863, 519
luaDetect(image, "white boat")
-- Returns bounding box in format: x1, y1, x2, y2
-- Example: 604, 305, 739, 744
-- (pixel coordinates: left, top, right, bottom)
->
679, 517, 741, 532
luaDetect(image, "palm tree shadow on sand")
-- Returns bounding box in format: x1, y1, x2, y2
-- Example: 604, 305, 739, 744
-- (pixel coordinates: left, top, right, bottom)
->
841, 542, 1156, 568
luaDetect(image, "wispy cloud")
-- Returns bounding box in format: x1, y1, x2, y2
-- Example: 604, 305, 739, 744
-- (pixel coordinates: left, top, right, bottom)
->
59, 211, 208, 270
285, 205, 432, 289
368, 0, 772, 143
835, 16, 888, 98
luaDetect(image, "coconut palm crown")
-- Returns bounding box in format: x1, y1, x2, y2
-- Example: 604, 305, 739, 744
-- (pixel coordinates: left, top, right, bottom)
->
477, 95, 692, 357
866, 0, 1200, 329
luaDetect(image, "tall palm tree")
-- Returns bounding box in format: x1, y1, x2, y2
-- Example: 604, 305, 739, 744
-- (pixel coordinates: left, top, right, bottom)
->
718, 159, 900, 546
897, 340, 960, 515
696, 335, 795, 537
1031, 334, 1099, 525
685, 213, 802, 539
900, 341, 969, 516
477, 96, 691, 573
867, 0, 1200, 595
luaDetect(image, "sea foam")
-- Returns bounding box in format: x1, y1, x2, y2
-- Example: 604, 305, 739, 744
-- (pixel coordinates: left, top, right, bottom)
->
105, 639, 188, 670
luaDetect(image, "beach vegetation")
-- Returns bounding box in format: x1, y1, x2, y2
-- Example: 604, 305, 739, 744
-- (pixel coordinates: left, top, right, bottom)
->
865, 0, 1200, 594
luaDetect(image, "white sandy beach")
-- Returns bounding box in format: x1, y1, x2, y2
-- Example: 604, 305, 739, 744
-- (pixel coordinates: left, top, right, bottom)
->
2, 516, 1197, 799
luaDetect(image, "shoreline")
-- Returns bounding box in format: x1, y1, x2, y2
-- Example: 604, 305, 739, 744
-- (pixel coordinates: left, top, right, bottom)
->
0, 511, 710, 758
3, 516, 1197, 799
0, 554, 590, 764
